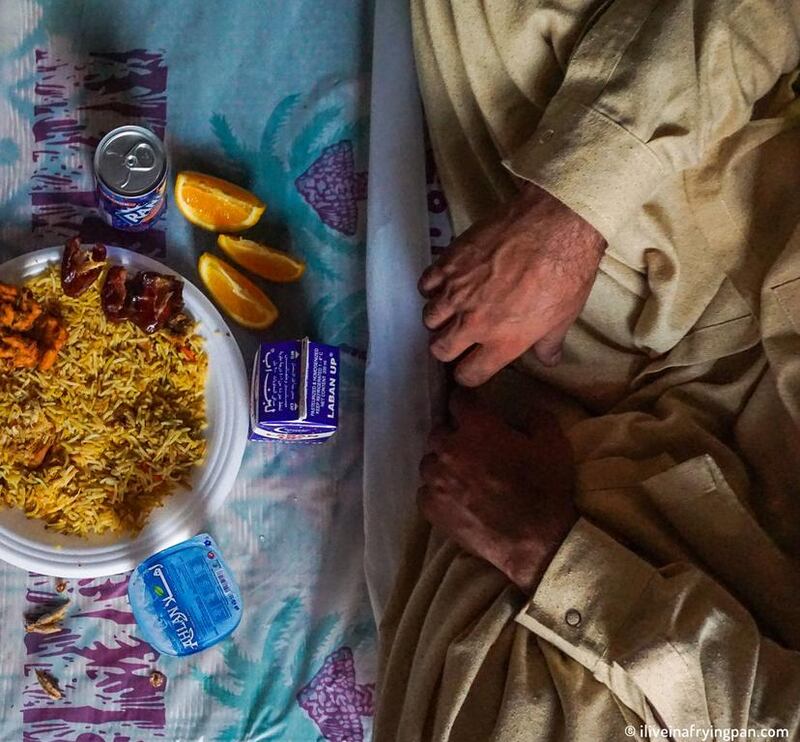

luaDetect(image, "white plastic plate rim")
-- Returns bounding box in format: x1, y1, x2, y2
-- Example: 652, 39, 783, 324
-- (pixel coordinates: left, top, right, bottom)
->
0, 246, 248, 577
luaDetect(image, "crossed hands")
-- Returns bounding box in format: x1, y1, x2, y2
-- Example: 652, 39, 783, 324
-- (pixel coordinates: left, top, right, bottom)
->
416, 183, 603, 591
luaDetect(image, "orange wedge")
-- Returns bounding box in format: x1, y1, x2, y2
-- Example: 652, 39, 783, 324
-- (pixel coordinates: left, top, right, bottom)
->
198, 253, 278, 330
175, 171, 265, 232
217, 234, 306, 282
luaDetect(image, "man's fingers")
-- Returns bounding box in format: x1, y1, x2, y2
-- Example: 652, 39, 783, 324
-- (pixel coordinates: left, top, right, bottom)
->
417, 482, 465, 528
417, 484, 445, 525
429, 314, 476, 362
422, 295, 455, 330
453, 342, 518, 387
532, 323, 570, 367
418, 262, 447, 297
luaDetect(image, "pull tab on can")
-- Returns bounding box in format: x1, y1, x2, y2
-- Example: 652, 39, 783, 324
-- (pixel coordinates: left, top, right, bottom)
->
94, 125, 168, 232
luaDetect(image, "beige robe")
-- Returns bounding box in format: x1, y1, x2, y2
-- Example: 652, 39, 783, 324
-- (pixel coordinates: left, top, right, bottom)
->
375, 0, 800, 739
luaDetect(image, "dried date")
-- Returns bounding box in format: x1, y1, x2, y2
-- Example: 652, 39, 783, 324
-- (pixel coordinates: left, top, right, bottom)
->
101, 266, 129, 323
127, 272, 184, 334
61, 238, 107, 298
100, 267, 185, 334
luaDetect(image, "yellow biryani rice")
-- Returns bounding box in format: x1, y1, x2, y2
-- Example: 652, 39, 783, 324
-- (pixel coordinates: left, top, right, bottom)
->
0, 266, 207, 537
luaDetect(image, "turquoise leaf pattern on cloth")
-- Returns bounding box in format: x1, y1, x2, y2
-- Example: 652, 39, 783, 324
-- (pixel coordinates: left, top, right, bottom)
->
192, 595, 375, 741
211, 91, 368, 272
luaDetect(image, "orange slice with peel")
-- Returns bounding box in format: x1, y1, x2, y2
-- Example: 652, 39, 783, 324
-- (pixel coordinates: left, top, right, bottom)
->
198, 253, 277, 330
217, 234, 306, 282
175, 171, 265, 232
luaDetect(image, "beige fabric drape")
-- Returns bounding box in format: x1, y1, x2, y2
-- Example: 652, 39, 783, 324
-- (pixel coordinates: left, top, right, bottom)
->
374, 1, 800, 739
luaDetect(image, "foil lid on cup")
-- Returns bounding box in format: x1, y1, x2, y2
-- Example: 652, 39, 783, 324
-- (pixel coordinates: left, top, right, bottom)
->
128, 533, 242, 657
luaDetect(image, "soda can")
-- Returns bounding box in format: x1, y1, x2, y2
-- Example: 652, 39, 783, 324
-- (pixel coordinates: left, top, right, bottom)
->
94, 125, 168, 232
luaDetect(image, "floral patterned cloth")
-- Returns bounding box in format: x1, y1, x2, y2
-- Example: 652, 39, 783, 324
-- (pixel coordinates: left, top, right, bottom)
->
0, 1, 377, 739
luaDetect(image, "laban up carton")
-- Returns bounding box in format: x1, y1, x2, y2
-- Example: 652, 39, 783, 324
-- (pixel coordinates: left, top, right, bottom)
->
249, 338, 339, 442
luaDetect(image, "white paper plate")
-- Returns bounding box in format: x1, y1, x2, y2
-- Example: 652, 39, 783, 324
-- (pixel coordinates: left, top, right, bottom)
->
0, 246, 248, 577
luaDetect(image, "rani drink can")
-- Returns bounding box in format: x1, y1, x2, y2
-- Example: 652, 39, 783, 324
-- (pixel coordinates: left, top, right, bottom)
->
94, 125, 168, 232
249, 338, 340, 442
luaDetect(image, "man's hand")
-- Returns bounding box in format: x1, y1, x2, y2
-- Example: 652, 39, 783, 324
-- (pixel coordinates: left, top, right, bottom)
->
418, 392, 578, 594
419, 183, 606, 387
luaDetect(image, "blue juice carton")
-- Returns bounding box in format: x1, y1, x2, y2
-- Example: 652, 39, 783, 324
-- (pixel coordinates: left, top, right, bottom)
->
249, 338, 340, 442
128, 533, 242, 657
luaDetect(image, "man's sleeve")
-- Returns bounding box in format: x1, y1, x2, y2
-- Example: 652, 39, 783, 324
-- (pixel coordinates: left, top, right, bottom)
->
503, 0, 800, 241
516, 516, 800, 735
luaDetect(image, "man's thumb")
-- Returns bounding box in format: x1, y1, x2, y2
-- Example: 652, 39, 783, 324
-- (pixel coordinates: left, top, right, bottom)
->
533, 325, 569, 367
